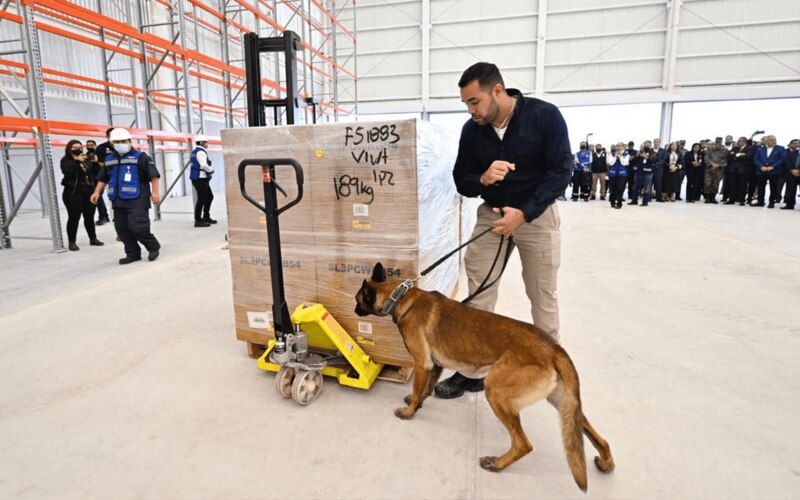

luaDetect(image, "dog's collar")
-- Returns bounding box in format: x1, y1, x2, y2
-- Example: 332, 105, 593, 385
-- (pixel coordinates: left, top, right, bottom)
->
381, 279, 414, 315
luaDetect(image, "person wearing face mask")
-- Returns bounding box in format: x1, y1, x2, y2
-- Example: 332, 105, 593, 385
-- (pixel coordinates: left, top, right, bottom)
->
752, 135, 786, 208
703, 137, 728, 204
189, 135, 216, 227
721, 135, 736, 203
651, 138, 666, 202
606, 142, 629, 209
625, 140, 636, 200
571, 142, 592, 201
628, 141, 657, 206
728, 136, 755, 206
590, 144, 607, 200
684, 143, 704, 203
90, 128, 161, 264
60, 140, 104, 251
84, 139, 109, 226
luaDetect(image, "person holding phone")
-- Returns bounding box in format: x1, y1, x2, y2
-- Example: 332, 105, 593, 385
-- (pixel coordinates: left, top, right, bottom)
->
60, 140, 104, 251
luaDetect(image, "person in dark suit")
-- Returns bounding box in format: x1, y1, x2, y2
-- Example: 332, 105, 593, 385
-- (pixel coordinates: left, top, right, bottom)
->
684, 143, 704, 203
728, 137, 755, 206
652, 138, 667, 202
752, 135, 787, 208
675, 140, 687, 199
625, 140, 636, 199
662, 142, 682, 201
781, 139, 800, 210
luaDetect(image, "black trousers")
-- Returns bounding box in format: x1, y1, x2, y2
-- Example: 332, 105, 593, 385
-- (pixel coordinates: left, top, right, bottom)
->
722, 171, 736, 200
571, 171, 590, 200
686, 167, 704, 201
783, 174, 799, 207
652, 166, 663, 198
625, 171, 635, 198
114, 207, 160, 258
608, 176, 626, 205
734, 171, 753, 203
96, 187, 109, 221
755, 176, 782, 204
62, 187, 96, 242
192, 178, 213, 221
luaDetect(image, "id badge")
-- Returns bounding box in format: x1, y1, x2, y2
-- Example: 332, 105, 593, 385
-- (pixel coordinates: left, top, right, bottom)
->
124, 168, 132, 182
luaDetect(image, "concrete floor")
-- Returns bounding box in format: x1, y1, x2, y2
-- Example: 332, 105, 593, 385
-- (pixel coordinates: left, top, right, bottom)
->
1, 193, 799, 499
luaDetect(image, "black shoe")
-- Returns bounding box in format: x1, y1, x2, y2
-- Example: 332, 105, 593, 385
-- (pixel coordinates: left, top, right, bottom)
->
627, 201, 638, 205
148, 249, 159, 262
615, 202, 622, 209
583, 198, 589, 202
675, 196, 682, 201
738, 202, 745, 206
752, 202, 765, 207
641, 201, 649, 206
687, 199, 695, 203
600, 196, 606, 201
194, 220, 211, 227
119, 255, 142, 265
710, 199, 719, 204
203, 218, 218, 224
780, 205, 795, 210
723, 201, 735, 205
655, 198, 664, 202
768, 202, 775, 208
434, 372, 484, 399
96, 219, 105, 226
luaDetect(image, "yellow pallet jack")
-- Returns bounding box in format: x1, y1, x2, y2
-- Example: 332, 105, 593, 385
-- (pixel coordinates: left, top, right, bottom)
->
238, 159, 384, 405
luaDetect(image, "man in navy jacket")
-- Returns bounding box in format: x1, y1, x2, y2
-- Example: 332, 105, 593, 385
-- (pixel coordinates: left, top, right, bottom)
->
752, 135, 786, 208
438, 62, 571, 399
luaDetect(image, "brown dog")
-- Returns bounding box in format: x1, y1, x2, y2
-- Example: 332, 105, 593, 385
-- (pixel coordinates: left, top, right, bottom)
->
355, 263, 614, 492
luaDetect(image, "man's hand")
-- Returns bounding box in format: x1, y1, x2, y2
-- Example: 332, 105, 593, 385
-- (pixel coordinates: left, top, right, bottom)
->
491, 207, 525, 236
791, 169, 800, 177
480, 161, 515, 186
90, 192, 99, 205
761, 166, 769, 172
151, 193, 161, 204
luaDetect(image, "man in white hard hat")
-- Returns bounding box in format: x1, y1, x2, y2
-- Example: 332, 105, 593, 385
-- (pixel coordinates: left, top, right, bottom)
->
189, 134, 216, 227
90, 128, 162, 264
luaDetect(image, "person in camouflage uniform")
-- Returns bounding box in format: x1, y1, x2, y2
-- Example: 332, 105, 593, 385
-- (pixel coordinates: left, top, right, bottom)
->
703, 137, 728, 203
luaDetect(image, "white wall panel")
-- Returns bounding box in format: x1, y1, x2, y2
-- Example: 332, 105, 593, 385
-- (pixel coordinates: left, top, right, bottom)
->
431, 0, 537, 22
545, 60, 663, 91
678, 0, 800, 27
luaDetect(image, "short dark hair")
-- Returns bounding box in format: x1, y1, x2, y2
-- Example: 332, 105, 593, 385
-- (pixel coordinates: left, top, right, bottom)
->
86, 140, 96, 146
458, 62, 504, 91
106, 127, 115, 137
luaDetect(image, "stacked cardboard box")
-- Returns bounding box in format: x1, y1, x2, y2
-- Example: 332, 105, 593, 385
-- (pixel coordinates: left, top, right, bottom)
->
222, 119, 461, 367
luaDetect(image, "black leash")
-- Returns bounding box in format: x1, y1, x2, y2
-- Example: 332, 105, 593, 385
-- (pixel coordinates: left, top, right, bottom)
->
418, 226, 515, 305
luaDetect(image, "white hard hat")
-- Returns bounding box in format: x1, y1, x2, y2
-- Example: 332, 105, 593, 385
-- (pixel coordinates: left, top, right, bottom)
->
194, 134, 208, 143
109, 128, 132, 141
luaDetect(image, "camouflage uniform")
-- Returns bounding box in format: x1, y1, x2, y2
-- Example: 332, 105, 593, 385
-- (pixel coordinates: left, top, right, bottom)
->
703, 145, 728, 200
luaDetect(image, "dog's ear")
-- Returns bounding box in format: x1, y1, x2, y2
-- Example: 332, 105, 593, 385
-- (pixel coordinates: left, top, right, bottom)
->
371, 262, 387, 283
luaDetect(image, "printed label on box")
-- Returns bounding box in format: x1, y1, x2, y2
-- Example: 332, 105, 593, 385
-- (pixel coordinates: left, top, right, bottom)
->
352, 219, 372, 229
247, 311, 273, 329
357, 336, 376, 346
353, 203, 369, 217
358, 321, 373, 334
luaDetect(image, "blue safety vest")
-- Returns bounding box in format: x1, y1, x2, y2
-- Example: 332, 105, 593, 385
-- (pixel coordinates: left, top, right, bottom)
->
608, 152, 628, 177
105, 149, 142, 201
574, 150, 591, 172
190, 146, 211, 181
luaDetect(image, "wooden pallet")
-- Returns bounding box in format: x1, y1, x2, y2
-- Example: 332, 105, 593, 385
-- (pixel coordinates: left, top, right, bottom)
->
245, 341, 413, 384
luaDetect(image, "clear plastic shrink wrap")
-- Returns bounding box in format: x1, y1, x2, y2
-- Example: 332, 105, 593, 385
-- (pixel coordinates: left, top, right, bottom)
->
222, 119, 466, 366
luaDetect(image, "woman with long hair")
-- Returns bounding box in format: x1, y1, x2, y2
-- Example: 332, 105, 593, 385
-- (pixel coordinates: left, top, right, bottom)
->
60, 139, 104, 250
684, 143, 704, 203
662, 142, 682, 201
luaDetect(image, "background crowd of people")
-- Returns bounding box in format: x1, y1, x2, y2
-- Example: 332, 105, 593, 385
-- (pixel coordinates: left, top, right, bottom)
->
568, 135, 800, 210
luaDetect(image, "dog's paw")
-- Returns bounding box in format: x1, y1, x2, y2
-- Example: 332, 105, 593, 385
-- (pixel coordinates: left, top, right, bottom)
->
479, 456, 501, 472
394, 406, 415, 420
594, 455, 615, 473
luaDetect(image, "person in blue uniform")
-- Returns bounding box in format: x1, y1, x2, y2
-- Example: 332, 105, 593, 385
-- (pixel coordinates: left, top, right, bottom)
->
189, 134, 216, 227
571, 142, 592, 201
606, 142, 629, 209
90, 128, 161, 264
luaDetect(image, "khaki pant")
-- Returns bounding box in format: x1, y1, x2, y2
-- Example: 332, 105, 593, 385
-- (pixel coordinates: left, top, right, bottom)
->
464, 202, 561, 341
590, 173, 607, 198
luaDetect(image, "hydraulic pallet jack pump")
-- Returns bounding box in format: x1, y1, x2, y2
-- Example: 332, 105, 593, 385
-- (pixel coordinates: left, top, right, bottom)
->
238, 159, 384, 405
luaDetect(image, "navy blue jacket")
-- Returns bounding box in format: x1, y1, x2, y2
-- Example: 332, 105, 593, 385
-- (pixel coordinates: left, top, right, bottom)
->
754, 145, 786, 176
453, 89, 572, 222
785, 149, 800, 172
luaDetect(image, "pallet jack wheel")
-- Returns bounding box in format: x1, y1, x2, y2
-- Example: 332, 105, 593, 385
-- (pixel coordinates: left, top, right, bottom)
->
275, 366, 296, 398
291, 369, 323, 405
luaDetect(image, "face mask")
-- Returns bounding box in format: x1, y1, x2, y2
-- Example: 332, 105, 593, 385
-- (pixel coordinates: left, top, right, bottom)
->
114, 143, 131, 155
71, 149, 82, 155
596, 148, 602, 153
644, 147, 651, 153
86, 147, 95, 153
580, 145, 586, 150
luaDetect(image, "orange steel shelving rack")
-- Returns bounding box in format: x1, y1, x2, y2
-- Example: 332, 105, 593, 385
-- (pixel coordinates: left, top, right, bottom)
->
0, 0, 357, 251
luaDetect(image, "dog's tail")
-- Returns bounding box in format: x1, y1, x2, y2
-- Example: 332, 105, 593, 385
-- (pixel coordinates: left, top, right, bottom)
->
553, 348, 588, 492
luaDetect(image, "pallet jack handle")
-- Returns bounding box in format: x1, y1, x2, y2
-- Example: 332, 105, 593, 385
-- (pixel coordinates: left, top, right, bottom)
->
237, 158, 305, 352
